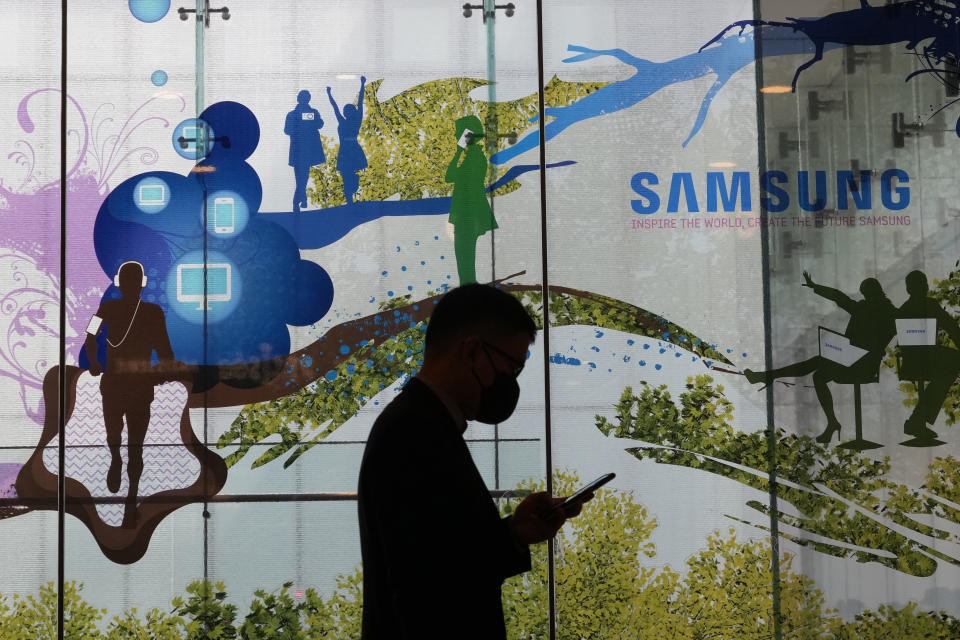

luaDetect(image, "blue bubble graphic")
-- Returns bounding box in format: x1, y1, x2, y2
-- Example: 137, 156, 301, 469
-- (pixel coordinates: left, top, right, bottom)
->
130, 0, 170, 22
172, 118, 215, 160
151, 70, 168, 86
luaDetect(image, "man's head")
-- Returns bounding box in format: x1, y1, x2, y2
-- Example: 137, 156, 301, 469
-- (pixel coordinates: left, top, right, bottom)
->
115, 261, 146, 298
905, 270, 929, 297
858, 277, 884, 302
454, 115, 483, 145
421, 284, 537, 423
297, 90, 311, 105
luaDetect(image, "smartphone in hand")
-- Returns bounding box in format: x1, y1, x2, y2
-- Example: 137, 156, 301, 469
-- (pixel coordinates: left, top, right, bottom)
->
457, 129, 474, 148
553, 473, 616, 512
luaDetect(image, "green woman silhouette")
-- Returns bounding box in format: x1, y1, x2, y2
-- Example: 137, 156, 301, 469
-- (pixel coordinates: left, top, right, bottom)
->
446, 115, 497, 284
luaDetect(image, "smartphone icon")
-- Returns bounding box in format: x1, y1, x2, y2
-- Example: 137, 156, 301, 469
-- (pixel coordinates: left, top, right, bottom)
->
301, 112, 314, 121
214, 197, 235, 234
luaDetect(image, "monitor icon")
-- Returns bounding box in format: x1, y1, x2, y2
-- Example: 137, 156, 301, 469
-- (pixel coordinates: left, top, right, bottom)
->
177, 263, 232, 310
138, 184, 166, 205
182, 125, 201, 150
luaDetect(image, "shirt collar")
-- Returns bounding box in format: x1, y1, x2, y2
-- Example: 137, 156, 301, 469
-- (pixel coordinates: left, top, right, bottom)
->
415, 375, 468, 434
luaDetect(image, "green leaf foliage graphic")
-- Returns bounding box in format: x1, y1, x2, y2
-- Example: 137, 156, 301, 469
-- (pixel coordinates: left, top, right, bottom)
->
307, 76, 609, 208
4, 475, 959, 638
598, 375, 960, 577
220, 323, 425, 469
220, 287, 733, 469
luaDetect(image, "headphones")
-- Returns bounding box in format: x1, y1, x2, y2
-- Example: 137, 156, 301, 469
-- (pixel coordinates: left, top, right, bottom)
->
114, 260, 147, 288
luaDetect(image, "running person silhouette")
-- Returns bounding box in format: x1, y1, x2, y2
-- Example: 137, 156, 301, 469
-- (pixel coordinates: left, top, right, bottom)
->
84, 260, 180, 527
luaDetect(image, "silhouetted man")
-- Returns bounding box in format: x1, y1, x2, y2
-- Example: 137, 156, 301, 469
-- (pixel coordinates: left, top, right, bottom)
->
898, 270, 960, 440
285, 90, 325, 213
85, 260, 178, 527
358, 284, 588, 640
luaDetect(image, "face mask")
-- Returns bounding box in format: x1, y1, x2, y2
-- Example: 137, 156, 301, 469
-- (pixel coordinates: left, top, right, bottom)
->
472, 345, 521, 424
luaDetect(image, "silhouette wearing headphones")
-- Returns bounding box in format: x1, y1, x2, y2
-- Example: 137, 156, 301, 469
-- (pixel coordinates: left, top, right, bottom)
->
84, 260, 180, 528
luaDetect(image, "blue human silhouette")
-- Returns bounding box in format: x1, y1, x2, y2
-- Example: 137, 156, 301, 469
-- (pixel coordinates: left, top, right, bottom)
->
285, 90, 325, 214
327, 77, 367, 205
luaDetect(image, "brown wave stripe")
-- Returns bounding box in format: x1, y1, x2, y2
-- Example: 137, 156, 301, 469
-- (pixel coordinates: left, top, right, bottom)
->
192, 277, 734, 409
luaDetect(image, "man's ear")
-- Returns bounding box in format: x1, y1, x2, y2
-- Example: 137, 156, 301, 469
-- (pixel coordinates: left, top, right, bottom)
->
459, 334, 483, 366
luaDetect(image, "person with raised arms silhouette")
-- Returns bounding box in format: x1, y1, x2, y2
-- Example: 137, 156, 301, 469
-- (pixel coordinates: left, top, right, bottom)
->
85, 260, 180, 527
327, 76, 367, 205
744, 271, 896, 444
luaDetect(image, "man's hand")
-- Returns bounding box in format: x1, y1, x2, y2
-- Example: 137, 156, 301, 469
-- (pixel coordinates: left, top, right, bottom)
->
802, 271, 814, 288
508, 491, 591, 545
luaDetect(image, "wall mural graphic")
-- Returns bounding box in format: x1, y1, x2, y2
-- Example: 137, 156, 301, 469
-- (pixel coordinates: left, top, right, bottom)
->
285, 90, 325, 214
1, 7, 960, 636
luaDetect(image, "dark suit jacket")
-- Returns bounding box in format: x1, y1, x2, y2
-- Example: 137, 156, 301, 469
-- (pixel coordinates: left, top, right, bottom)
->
358, 378, 531, 640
